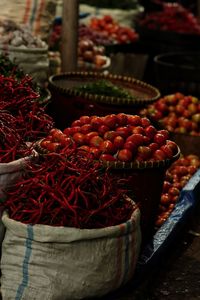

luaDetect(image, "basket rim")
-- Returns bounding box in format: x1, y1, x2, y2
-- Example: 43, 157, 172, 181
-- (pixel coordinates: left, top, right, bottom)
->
48, 71, 161, 106
154, 51, 200, 70
35, 139, 180, 170
100, 146, 180, 170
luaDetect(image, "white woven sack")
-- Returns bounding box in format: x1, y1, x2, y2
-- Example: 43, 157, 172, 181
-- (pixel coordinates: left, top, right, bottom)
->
1, 203, 141, 300
0, 0, 57, 41
0, 45, 49, 84
0, 150, 38, 201
0, 150, 38, 248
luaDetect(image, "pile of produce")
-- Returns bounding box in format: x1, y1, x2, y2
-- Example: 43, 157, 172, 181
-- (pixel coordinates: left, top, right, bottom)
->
74, 79, 135, 99
0, 55, 54, 163
78, 39, 108, 68
140, 93, 200, 136
79, 23, 113, 46
49, 15, 138, 52
0, 110, 31, 163
0, 74, 54, 142
1, 147, 135, 228
156, 154, 200, 227
88, 15, 139, 44
0, 19, 47, 48
38, 114, 179, 163
138, 3, 200, 35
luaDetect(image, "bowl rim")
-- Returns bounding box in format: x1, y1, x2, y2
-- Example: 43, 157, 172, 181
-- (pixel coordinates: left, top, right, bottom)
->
48, 71, 161, 106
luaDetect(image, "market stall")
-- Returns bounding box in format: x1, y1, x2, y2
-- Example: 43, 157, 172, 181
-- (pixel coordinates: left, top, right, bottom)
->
0, 1, 199, 299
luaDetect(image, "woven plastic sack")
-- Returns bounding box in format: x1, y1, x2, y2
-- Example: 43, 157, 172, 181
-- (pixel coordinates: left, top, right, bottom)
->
0, 44, 49, 84
0, 0, 57, 42
1, 202, 141, 300
0, 151, 38, 250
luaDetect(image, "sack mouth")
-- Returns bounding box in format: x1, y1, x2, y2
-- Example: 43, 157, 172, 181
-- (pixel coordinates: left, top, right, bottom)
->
2, 197, 140, 242
48, 71, 160, 107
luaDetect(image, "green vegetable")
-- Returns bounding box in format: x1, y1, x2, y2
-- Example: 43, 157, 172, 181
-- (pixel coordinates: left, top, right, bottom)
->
75, 79, 135, 99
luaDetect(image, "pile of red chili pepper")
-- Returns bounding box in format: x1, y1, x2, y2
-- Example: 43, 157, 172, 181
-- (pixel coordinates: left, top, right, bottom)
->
1, 147, 135, 228
0, 110, 32, 163
0, 74, 54, 142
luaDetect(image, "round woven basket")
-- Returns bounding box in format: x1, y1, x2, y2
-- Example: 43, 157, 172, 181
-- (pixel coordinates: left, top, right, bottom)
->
101, 148, 180, 243
48, 71, 160, 129
169, 132, 200, 158
154, 52, 200, 96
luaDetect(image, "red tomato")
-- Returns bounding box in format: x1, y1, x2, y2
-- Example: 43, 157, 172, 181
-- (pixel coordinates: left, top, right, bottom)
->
153, 133, 166, 145
145, 125, 157, 139
72, 132, 85, 145
160, 145, 174, 159
116, 126, 131, 138
103, 114, 118, 129
137, 146, 152, 160
100, 154, 116, 162
68, 126, 81, 135
79, 115, 91, 125
85, 131, 98, 144
103, 130, 117, 141
160, 193, 171, 205
166, 140, 178, 155
149, 142, 159, 152
80, 124, 93, 134
117, 149, 133, 162
89, 135, 104, 147
90, 116, 104, 129
124, 141, 137, 154
89, 147, 101, 159
131, 126, 145, 135
99, 140, 116, 154
79, 145, 90, 152
153, 149, 167, 161
59, 136, 72, 147
98, 124, 110, 136
113, 136, 125, 149
43, 141, 60, 152
126, 133, 144, 146
71, 119, 82, 127
141, 117, 151, 128
116, 113, 128, 126
49, 128, 64, 142
127, 115, 141, 126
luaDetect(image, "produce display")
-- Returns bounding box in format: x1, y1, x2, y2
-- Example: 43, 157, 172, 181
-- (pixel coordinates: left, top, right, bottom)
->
49, 15, 138, 52
79, 23, 113, 46
138, 3, 200, 35
38, 114, 179, 163
88, 15, 139, 44
74, 79, 135, 99
0, 19, 47, 48
0, 74, 54, 142
156, 154, 200, 227
140, 93, 200, 136
49, 22, 110, 69
0, 147, 135, 228
0, 110, 31, 163
78, 39, 108, 68
0, 55, 53, 163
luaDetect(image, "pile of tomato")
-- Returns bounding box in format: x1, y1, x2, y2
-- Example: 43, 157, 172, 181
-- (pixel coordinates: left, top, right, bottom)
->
89, 15, 139, 44
156, 154, 200, 227
39, 113, 179, 163
140, 93, 200, 136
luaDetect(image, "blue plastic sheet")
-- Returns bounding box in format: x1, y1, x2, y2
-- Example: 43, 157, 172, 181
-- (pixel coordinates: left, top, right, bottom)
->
132, 169, 200, 286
